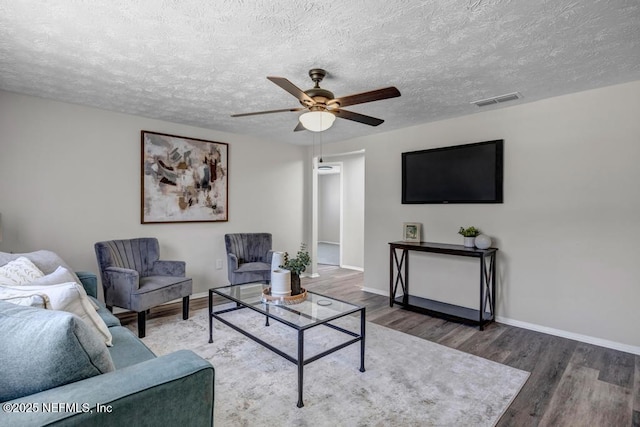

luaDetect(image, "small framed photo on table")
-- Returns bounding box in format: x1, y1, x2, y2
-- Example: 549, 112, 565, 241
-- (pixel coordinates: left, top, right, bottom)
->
403, 223, 421, 242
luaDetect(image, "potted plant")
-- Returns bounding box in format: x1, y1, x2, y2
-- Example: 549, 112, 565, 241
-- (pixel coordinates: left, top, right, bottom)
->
458, 226, 480, 248
280, 244, 311, 295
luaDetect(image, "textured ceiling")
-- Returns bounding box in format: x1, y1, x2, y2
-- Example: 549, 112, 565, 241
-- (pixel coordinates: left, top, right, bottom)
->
1, 0, 639, 146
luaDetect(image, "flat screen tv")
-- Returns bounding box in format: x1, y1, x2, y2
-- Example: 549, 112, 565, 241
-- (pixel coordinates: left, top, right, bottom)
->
402, 140, 503, 204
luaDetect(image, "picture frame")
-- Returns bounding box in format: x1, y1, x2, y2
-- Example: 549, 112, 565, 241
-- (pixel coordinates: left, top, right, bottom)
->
403, 222, 421, 242
141, 130, 228, 223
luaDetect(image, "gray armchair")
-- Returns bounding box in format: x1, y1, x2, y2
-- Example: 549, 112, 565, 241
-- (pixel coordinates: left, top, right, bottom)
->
94, 238, 192, 338
224, 233, 273, 285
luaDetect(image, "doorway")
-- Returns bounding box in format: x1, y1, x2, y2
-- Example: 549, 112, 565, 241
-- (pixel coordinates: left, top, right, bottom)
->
311, 150, 365, 275
317, 164, 341, 266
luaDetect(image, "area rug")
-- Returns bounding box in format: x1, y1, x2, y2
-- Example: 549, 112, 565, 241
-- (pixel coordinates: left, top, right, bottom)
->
135, 305, 529, 426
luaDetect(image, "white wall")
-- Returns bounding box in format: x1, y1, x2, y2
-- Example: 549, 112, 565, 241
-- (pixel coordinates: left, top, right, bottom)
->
339, 154, 365, 270
0, 91, 307, 296
320, 80, 640, 350
3, 81, 639, 351
318, 173, 340, 243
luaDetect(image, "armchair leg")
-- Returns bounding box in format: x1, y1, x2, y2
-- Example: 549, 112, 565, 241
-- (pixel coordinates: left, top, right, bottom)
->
137, 311, 146, 338
182, 296, 190, 320
106, 305, 113, 312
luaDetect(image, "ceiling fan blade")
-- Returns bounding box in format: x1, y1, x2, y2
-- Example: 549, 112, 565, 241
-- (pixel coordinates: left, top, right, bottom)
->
267, 76, 315, 105
231, 107, 305, 117
293, 122, 306, 132
328, 86, 401, 109
333, 109, 384, 126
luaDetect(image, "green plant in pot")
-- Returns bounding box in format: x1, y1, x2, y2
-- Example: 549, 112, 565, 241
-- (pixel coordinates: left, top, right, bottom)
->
280, 244, 310, 295
458, 226, 481, 248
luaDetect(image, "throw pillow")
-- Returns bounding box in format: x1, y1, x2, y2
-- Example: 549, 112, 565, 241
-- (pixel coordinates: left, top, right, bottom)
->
27, 265, 79, 286
0, 250, 84, 286
0, 282, 113, 346
26, 266, 99, 310
0, 300, 115, 402
0, 257, 44, 286
0, 293, 48, 308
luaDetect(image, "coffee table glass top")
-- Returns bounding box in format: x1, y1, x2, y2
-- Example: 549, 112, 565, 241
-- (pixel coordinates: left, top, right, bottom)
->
211, 283, 362, 329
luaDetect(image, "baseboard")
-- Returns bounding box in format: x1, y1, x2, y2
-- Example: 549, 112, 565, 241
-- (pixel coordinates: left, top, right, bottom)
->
340, 265, 364, 272
496, 316, 640, 356
360, 287, 640, 355
160, 291, 209, 308
190, 291, 209, 300
362, 286, 388, 297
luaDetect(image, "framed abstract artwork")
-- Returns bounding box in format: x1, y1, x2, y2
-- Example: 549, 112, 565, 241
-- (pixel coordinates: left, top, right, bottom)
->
141, 131, 228, 223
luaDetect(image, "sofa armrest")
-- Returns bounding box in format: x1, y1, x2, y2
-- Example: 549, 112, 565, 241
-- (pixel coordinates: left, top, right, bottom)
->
75, 271, 98, 299
2, 350, 214, 427
151, 260, 186, 276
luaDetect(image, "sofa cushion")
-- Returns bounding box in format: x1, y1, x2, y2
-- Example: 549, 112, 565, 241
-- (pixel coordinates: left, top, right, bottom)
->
90, 296, 121, 327
107, 326, 156, 369
0, 282, 113, 346
0, 301, 115, 402
0, 256, 44, 285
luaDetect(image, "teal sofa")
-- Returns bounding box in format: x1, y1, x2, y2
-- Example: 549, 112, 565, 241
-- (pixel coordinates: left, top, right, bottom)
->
0, 253, 214, 427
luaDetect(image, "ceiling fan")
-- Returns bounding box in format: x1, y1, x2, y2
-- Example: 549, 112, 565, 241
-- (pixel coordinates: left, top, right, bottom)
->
231, 68, 401, 132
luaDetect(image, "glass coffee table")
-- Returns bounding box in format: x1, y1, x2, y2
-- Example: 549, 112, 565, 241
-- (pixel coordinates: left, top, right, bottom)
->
208, 283, 365, 408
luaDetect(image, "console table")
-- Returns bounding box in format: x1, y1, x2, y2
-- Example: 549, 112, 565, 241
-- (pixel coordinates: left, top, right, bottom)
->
389, 241, 498, 330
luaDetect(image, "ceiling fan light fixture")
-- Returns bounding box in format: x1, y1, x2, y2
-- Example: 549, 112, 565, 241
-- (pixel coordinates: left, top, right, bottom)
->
299, 111, 335, 132
232, 69, 400, 131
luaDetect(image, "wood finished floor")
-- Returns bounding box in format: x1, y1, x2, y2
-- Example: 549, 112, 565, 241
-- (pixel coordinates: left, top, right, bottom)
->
117, 266, 639, 427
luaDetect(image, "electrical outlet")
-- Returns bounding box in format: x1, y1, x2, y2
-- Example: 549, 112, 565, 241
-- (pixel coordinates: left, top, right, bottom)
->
216, 259, 223, 270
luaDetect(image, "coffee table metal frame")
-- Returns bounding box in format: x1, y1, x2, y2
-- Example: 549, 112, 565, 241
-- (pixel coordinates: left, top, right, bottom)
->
208, 284, 366, 408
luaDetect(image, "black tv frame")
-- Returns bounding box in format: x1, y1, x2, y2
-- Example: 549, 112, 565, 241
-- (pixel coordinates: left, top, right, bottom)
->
401, 139, 504, 204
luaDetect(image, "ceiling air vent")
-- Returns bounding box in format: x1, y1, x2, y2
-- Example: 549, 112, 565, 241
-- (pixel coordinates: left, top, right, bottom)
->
471, 92, 522, 107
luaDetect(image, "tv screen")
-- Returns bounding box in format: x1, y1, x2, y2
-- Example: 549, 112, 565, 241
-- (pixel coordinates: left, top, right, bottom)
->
402, 140, 503, 204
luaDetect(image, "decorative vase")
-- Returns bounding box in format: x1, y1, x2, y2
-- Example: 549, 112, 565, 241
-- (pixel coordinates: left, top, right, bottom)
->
474, 234, 492, 249
271, 252, 285, 271
463, 236, 476, 248
290, 272, 301, 296
270, 269, 291, 297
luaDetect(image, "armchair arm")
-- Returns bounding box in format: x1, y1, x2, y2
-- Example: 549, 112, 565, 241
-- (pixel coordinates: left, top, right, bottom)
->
3, 350, 214, 427
104, 266, 139, 292
226, 253, 239, 271
151, 260, 186, 277
266, 250, 274, 265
